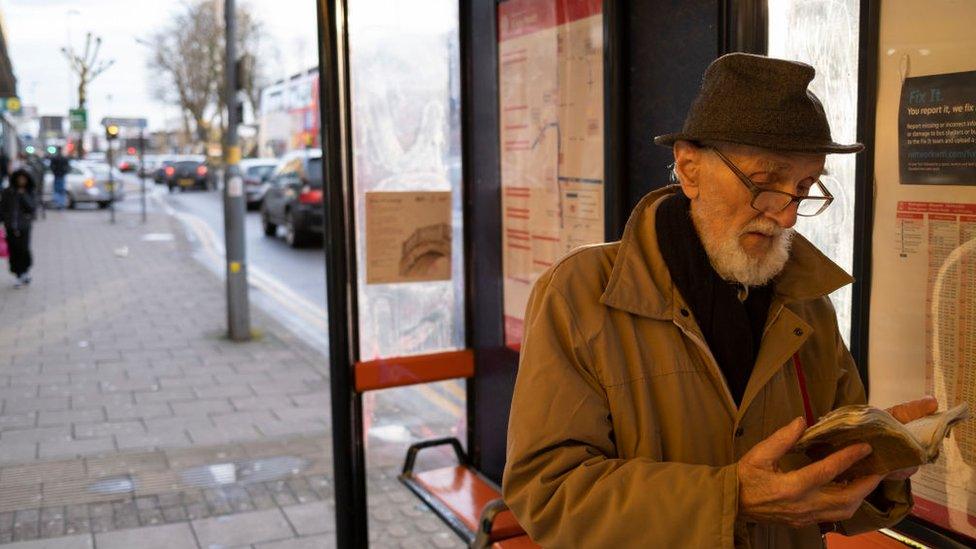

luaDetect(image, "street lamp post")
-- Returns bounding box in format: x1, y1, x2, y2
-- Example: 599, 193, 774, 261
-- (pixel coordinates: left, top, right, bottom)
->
223, 0, 250, 341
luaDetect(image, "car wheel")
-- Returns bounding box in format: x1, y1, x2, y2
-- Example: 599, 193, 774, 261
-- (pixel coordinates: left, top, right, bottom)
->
285, 211, 308, 248
262, 208, 277, 237
97, 201, 111, 209
67, 194, 76, 209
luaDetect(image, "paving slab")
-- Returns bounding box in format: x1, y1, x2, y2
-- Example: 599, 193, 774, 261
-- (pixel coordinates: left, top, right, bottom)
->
94, 522, 198, 549
191, 508, 293, 547
0, 533, 94, 549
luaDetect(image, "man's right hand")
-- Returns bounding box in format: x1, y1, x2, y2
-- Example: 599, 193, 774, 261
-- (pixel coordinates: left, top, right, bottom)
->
737, 417, 884, 528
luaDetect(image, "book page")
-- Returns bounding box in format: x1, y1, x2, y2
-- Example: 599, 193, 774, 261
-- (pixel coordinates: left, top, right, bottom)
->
905, 412, 953, 451
904, 404, 971, 453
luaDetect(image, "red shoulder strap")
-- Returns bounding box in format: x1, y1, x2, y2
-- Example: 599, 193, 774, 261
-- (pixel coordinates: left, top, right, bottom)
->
792, 353, 816, 427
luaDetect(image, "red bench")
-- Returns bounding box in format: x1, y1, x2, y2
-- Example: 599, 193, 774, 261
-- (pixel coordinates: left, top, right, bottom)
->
399, 437, 537, 548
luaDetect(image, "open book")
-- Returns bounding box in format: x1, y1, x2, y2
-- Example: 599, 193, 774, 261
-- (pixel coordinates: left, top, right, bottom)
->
795, 402, 970, 480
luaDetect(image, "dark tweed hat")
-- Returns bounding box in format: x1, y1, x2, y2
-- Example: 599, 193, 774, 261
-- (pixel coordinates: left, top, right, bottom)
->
654, 53, 863, 154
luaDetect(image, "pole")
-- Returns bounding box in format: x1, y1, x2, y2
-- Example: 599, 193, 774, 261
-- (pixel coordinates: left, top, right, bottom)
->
317, 0, 368, 545
107, 139, 115, 224
139, 129, 146, 223
223, 0, 250, 341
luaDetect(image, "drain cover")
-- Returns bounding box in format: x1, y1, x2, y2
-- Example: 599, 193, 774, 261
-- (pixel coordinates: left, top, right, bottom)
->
180, 456, 308, 488
88, 476, 136, 495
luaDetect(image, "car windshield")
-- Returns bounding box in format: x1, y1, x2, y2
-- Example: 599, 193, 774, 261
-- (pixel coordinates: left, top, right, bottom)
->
307, 158, 323, 188
174, 161, 201, 169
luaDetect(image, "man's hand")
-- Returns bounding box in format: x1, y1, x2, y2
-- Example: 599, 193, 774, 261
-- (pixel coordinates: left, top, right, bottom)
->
883, 396, 939, 481
738, 417, 884, 528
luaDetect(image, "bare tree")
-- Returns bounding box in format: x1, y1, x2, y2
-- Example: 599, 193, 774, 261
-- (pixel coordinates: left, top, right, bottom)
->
144, 0, 266, 152
62, 32, 115, 156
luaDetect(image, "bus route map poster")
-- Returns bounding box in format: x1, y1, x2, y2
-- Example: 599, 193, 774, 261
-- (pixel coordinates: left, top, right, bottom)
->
498, 0, 605, 350
868, 1, 976, 541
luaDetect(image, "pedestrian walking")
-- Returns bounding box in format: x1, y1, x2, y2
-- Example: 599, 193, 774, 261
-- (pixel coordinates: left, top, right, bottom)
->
0, 169, 36, 287
49, 147, 70, 209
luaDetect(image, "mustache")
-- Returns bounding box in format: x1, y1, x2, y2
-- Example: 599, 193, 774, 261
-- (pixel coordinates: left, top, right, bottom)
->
738, 218, 790, 238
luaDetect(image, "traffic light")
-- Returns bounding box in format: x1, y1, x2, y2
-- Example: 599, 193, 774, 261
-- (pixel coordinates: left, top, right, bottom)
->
232, 54, 249, 124
106, 124, 120, 140
127, 146, 136, 155
46, 145, 56, 155
25, 145, 35, 154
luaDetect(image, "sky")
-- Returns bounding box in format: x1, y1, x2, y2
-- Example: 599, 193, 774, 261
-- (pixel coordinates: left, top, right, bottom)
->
0, 0, 319, 132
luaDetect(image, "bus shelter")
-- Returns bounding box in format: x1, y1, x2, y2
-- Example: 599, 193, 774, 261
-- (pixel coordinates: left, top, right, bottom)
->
314, 1, 976, 547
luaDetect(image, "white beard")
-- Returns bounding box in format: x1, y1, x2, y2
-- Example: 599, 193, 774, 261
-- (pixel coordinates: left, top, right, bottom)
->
692, 211, 794, 287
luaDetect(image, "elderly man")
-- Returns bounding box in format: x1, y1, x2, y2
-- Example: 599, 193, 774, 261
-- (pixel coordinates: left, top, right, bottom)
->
503, 53, 935, 547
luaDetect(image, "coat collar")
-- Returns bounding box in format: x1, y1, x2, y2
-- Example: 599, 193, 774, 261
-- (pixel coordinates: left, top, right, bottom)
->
600, 185, 853, 318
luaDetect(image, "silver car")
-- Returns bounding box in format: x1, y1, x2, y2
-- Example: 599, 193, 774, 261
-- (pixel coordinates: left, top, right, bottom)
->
44, 163, 125, 209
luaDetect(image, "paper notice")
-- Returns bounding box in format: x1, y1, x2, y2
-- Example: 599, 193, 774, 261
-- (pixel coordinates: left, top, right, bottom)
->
365, 191, 452, 284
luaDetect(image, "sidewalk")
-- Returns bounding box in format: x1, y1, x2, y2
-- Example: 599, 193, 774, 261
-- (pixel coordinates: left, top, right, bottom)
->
0, 207, 462, 547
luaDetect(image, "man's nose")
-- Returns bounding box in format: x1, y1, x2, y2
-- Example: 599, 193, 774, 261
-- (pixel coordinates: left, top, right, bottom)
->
763, 204, 798, 229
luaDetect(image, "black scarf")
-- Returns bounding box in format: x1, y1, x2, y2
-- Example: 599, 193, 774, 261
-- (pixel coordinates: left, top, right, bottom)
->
655, 193, 773, 406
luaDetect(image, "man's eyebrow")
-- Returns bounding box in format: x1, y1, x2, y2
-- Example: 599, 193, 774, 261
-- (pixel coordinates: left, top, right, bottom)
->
751, 159, 791, 173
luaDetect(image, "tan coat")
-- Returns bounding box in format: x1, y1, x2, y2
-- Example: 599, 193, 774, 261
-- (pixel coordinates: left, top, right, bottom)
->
503, 187, 911, 548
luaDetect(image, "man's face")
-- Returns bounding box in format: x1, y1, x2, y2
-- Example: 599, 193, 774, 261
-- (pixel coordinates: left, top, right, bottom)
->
683, 142, 826, 286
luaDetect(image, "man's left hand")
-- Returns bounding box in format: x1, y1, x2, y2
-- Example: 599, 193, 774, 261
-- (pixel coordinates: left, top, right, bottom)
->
883, 396, 939, 481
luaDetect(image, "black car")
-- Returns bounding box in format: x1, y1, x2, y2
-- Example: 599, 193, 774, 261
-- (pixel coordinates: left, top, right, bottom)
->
260, 150, 323, 247
165, 159, 213, 192
153, 159, 174, 184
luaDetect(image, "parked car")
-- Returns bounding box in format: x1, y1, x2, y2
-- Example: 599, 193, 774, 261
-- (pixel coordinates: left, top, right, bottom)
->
240, 158, 278, 209
43, 164, 124, 208
165, 157, 213, 192
260, 149, 324, 247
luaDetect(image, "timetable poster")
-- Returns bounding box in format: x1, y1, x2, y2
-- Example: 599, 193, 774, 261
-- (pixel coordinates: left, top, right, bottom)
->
879, 201, 976, 536
868, 1, 976, 541
497, 0, 605, 350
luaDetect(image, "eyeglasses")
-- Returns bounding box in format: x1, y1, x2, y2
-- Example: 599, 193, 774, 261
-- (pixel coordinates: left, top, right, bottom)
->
706, 147, 834, 217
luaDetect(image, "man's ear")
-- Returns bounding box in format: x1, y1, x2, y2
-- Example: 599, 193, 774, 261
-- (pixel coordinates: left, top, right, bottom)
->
673, 141, 702, 200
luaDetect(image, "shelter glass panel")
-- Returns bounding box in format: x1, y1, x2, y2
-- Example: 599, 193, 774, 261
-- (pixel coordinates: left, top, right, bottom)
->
768, 0, 860, 343
347, 0, 465, 359
346, 0, 468, 506
866, 0, 976, 541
